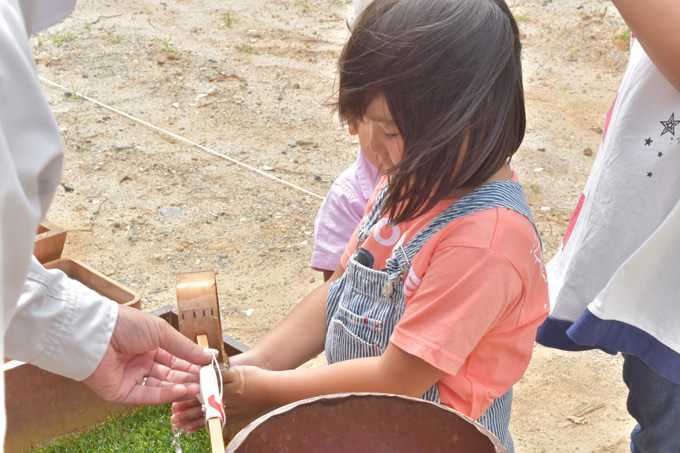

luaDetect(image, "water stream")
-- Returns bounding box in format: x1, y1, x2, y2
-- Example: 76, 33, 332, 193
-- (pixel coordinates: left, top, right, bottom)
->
171, 427, 184, 453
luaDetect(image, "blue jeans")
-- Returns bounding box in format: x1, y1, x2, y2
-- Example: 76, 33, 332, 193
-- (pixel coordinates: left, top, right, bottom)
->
623, 354, 680, 453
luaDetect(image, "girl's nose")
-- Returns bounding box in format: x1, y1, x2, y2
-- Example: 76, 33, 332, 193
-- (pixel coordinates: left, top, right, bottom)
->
368, 126, 386, 156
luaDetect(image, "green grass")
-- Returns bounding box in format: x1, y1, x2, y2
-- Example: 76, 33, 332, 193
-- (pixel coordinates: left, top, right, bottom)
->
101, 26, 122, 44
614, 28, 632, 44
51, 32, 77, 45
235, 44, 260, 55
32, 404, 211, 452
221, 12, 233, 27
157, 36, 174, 51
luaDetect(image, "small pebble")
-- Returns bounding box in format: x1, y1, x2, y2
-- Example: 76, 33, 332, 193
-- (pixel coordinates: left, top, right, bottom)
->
113, 142, 133, 151
160, 206, 182, 217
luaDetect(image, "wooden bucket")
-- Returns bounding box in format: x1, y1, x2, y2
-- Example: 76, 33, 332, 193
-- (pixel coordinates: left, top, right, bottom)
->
43, 258, 140, 309
33, 220, 67, 264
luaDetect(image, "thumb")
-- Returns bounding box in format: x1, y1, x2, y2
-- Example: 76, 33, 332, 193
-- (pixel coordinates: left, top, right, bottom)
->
221, 364, 247, 392
128, 307, 213, 366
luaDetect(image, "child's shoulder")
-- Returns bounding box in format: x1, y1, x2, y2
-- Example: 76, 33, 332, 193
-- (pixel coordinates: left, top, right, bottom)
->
330, 152, 380, 199
434, 206, 538, 255
410, 207, 542, 286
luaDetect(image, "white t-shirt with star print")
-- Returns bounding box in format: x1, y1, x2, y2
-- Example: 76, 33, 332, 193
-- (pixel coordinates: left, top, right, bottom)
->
537, 37, 680, 384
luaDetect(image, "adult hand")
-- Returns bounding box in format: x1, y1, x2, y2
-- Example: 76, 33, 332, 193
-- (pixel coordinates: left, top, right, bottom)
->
83, 305, 214, 405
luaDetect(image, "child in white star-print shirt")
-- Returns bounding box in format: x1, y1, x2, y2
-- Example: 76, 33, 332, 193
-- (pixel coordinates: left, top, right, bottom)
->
536, 2, 680, 451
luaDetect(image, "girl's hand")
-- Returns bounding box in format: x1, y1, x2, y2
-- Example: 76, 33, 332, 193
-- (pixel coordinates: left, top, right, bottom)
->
222, 365, 275, 422
170, 365, 274, 433
171, 397, 205, 434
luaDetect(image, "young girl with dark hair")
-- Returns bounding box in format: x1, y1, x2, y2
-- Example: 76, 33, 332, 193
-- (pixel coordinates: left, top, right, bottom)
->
172, 0, 548, 449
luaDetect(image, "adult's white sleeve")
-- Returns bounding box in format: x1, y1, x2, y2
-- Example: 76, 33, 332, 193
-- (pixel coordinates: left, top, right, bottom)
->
5, 256, 119, 381
1, 0, 70, 333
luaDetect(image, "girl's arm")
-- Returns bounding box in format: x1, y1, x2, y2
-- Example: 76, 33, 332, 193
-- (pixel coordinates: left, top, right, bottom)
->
216, 342, 445, 425
171, 341, 445, 432
230, 264, 345, 371
612, 0, 680, 91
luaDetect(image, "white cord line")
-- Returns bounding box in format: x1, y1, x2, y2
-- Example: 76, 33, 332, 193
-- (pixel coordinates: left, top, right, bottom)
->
38, 76, 325, 201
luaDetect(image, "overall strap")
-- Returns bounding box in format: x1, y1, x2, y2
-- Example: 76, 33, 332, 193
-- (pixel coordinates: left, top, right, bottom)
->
357, 182, 389, 244
382, 179, 539, 297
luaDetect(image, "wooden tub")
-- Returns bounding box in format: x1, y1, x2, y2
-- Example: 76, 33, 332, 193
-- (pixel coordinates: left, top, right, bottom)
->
33, 220, 67, 264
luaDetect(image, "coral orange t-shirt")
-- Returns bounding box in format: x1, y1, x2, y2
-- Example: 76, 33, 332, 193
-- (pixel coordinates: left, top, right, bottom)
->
341, 180, 549, 419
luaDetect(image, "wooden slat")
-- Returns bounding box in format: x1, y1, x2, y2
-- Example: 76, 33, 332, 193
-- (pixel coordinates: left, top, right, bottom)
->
207, 418, 225, 453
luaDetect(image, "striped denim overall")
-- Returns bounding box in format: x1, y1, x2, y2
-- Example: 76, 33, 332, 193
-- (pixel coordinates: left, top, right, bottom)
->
325, 179, 539, 453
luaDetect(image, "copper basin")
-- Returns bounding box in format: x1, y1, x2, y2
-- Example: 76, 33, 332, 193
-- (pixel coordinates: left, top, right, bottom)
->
227, 392, 508, 452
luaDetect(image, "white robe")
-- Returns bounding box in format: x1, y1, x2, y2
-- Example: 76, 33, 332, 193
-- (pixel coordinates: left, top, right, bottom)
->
0, 0, 117, 442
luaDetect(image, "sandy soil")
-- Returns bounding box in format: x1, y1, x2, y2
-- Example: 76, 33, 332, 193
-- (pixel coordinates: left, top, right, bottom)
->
34, 0, 634, 451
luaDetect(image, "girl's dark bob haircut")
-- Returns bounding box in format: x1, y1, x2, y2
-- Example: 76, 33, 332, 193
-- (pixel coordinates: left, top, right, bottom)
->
337, 0, 525, 224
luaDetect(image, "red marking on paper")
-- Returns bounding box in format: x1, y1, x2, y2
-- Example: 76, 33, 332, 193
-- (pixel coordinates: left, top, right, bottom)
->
208, 394, 225, 422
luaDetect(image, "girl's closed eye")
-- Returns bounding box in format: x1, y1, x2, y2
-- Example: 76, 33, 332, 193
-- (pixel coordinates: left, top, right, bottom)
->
362, 96, 405, 169
377, 127, 400, 139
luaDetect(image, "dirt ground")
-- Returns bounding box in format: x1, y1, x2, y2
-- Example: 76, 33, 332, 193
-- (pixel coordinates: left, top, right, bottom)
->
34, 0, 634, 451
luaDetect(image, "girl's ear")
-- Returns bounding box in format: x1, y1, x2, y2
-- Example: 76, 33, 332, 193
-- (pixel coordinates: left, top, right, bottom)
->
348, 120, 359, 136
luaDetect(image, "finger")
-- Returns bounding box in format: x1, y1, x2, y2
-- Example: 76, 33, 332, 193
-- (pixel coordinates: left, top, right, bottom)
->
172, 398, 202, 411
171, 400, 204, 422
221, 365, 247, 392
219, 366, 243, 385
154, 318, 214, 366
173, 392, 202, 403
172, 416, 207, 434
139, 374, 199, 392
126, 370, 200, 405
153, 348, 204, 375
146, 361, 201, 385
125, 382, 198, 405
171, 401, 207, 434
